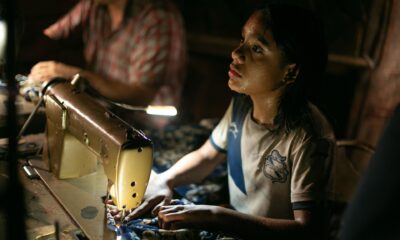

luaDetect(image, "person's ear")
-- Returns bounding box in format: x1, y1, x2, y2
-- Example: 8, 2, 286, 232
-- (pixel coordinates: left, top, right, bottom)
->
283, 64, 299, 84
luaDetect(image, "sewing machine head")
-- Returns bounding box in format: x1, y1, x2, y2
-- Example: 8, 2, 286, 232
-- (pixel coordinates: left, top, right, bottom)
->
42, 79, 153, 210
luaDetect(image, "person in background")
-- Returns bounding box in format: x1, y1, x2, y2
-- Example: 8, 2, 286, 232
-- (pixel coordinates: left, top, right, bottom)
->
114, 3, 335, 239
28, 0, 186, 129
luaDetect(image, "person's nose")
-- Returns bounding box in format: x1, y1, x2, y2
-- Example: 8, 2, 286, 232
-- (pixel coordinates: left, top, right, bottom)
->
231, 44, 244, 64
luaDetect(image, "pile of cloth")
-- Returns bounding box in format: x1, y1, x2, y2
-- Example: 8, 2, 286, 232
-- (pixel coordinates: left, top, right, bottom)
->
107, 199, 233, 240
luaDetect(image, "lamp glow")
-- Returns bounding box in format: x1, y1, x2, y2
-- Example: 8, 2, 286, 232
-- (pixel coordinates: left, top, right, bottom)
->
145, 105, 177, 116
111, 102, 177, 117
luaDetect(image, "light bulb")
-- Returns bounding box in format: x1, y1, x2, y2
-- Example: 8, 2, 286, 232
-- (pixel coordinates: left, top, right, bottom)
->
145, 105, 177, 116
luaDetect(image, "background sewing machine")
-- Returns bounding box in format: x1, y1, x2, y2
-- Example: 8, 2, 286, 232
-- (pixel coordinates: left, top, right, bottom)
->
29, 78, 154, 239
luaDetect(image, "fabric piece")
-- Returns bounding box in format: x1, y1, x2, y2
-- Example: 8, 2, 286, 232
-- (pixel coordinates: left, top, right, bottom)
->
107, 199, 230, 240
146, 123, 228, 205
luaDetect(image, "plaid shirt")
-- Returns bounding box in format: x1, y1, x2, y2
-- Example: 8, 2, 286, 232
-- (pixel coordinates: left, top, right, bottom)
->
46, 0, 186, 128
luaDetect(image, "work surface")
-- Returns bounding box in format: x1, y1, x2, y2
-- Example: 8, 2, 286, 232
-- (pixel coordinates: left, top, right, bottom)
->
0, 134, 116, 239
1, 123, 226, 239
21, 164, 81, 239
0, 157, 80, 239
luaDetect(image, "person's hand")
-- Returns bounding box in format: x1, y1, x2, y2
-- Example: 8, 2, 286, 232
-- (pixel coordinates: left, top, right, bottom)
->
29, 61, 79, 83
158, 204, 219, 230
18, 76, 42, 102
123, 173, 174, 222
105, 199, 124, 221
43, 26, 61, 40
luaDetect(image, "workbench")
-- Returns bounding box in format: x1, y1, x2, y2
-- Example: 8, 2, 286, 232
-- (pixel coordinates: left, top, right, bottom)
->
1, 134, 116, 239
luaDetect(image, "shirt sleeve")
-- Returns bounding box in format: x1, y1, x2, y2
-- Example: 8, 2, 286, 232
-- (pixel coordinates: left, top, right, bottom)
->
210, 99, 234, 152
290, 136, 335, 203
128, 5, 181, 88
44, 0, 92, 40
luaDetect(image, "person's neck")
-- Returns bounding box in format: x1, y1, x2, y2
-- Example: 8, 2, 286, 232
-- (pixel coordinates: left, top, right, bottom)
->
250, 88, 285, 127
107, 0, 127, 30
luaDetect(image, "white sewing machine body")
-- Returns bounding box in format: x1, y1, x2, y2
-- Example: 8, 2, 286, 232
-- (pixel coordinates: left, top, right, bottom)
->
42, 79, 153, 210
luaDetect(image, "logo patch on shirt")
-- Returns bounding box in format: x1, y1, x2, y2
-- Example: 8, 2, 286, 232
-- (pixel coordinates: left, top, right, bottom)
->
262, 150, 289, 183
229, 122, 239, 139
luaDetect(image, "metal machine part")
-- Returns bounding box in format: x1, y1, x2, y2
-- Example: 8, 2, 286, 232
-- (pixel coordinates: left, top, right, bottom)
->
31, 78, 154, 239
43, 79, 153, 210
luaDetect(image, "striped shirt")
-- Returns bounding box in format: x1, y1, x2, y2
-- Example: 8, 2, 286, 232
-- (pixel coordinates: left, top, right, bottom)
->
45, 0, 186, 128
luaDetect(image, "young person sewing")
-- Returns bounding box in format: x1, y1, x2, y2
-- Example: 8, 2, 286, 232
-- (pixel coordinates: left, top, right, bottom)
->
114, 4, 335, 239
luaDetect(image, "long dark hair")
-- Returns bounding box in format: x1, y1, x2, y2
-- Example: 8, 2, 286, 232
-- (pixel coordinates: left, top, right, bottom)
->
260, 4, 328, 133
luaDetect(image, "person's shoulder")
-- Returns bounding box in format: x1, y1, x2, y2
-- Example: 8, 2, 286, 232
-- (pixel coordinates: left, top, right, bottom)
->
306, 102, 335, 141
286, 103, 334, 143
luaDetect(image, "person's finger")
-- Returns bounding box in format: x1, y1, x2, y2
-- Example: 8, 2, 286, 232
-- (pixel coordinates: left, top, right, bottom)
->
159, 213, 186, 230
151, 197, 172, 216
158, 206, 175, 221
43, 28, 52, 38
158, 210, 185, 224
167, 221, 188, 230
158, 205, 184, 216
125, 197, 159, 221
113, 212, 121, 221
109, 209, 120, 216
169, 199, 180, 205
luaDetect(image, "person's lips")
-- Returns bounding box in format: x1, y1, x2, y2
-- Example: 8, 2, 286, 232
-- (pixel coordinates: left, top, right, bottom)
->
228, 65, 242, 79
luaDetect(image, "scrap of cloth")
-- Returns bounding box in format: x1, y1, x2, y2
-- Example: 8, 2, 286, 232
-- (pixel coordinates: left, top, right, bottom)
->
106, 199, 233, 240
146, 123, 229, 205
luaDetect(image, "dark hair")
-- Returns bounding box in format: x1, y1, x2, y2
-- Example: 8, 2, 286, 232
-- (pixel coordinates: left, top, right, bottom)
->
259, 4, 328, 133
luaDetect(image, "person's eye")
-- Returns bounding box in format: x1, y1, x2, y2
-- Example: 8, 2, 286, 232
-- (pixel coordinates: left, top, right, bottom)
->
239, 37, 244, 44
252, 45, 263, 54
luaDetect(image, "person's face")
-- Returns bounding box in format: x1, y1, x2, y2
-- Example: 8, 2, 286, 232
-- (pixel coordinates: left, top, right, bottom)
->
228, 11, 295, 96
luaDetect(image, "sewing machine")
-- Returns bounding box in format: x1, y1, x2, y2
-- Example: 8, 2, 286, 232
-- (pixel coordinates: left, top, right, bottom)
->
42, 78, 153, 210
29, 78, 154, 239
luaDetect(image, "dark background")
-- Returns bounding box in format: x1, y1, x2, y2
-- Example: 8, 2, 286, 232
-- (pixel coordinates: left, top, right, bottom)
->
14, 0, 392, 139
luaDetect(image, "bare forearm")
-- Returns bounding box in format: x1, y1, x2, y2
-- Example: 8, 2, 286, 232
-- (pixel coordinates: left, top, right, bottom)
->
163, 152, 215, 187
29, 61, 156, 106
79, 69, 155, 106
161, 141, 224, 188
